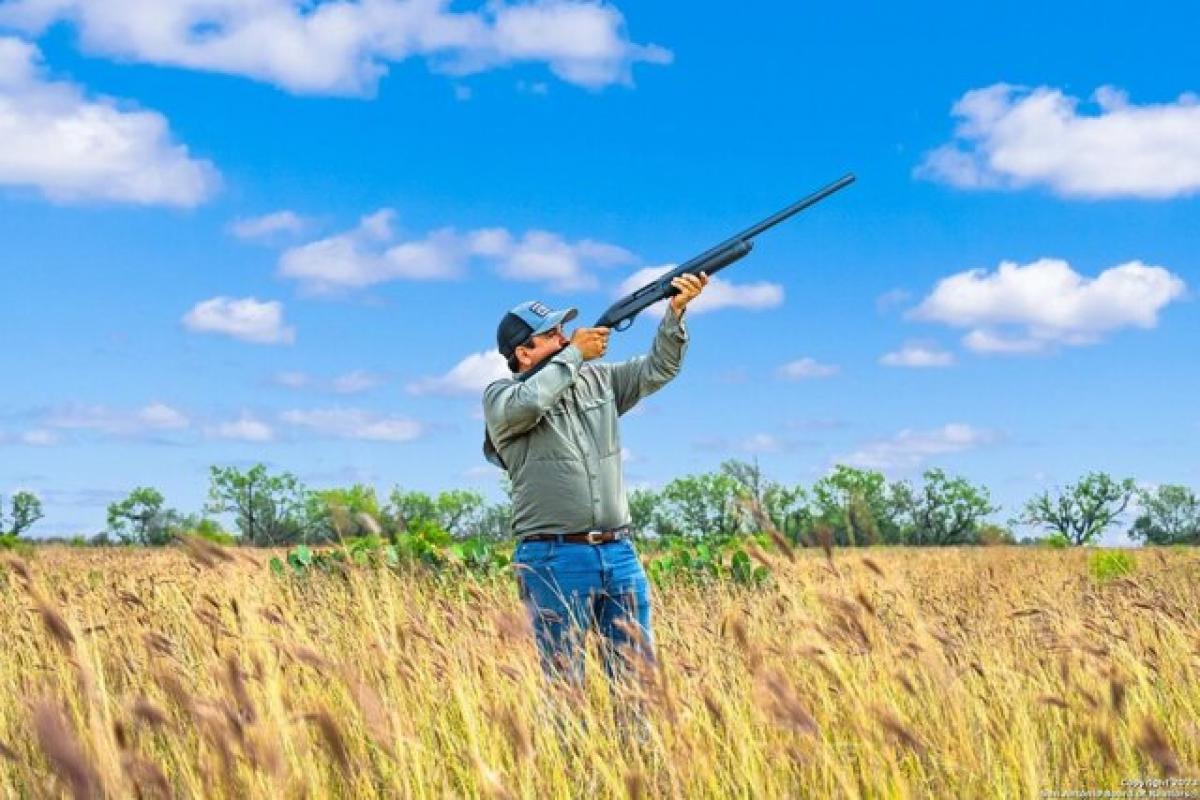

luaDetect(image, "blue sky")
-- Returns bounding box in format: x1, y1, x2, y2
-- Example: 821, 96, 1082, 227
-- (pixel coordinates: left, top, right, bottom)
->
1, 0, 1197, 543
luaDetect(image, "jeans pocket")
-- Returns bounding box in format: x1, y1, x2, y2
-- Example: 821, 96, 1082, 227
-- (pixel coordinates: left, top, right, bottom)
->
516, 539, 557, 567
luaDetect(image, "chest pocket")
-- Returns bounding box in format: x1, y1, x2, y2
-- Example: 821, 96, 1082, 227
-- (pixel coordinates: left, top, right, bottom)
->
578, 393, 619, 458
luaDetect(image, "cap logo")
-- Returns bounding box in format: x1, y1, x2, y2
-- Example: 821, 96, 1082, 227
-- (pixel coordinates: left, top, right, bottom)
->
528, 301, 551, 317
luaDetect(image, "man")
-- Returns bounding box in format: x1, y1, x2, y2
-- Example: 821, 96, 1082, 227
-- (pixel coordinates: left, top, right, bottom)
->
482, 273, 708, 689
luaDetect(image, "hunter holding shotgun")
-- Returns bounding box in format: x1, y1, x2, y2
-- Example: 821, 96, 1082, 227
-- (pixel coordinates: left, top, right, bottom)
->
480, 174, 853, 693
483, 273, 709, 688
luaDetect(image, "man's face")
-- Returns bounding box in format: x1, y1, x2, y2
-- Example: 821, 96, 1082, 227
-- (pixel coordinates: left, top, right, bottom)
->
515, 324, 568, 372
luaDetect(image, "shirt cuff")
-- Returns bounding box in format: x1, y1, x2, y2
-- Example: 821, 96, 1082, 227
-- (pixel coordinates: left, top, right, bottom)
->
662, 307, 688, 341
554, 344, 585, 369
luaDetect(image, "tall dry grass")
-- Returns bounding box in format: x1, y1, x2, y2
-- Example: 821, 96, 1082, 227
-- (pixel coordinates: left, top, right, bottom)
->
1, 543, 1197, 798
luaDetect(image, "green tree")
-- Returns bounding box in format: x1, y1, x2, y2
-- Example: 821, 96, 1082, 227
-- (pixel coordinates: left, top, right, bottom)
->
434, 489, 486, 537
307, 484, 383, 541
1128, 484, 1200, 545
719, 458, 808, 540
385, 487, 486, 538
892, 469, 998, 545
473, 501, 513, 540
386, 488, 436, 533
811, 466, 899, 545
206, 464, 312, 545
977, 524, 1016, 546
1019, 472, 1136, 547
106, 487, 182, 546
1, 491, 44, 537
657, 471, 743, 537
627, 487, 660, 537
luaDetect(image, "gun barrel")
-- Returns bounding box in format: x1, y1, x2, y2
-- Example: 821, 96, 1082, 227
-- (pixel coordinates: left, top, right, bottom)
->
738, 173, 855, 242
595, 172, 855, 330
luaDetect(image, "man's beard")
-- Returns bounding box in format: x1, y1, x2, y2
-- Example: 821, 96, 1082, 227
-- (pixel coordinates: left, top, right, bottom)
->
519, 343, 568, 381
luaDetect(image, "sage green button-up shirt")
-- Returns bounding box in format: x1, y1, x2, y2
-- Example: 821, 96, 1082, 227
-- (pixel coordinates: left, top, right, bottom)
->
483, 310, 689, 539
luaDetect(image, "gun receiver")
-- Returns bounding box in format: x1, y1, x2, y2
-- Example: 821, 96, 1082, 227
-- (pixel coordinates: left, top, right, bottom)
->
594, 173, 855, 330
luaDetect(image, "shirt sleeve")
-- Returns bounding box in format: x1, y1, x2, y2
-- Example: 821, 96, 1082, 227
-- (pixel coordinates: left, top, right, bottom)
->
607, 308, 689, 415
483, 344, 585, 440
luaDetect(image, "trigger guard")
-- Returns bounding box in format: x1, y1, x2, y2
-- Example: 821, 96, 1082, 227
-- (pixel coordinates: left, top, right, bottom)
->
615, 318, 634, 332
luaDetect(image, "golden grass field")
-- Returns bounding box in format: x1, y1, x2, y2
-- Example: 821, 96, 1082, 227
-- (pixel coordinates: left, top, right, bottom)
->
1, 543, 1197, 799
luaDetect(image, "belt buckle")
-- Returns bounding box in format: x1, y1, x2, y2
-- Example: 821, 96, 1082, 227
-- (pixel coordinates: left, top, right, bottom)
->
585, 529, 604, 545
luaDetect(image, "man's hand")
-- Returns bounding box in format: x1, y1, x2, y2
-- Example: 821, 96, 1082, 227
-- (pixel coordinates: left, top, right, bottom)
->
669, 272, 709, 316
570, 327, 611, 361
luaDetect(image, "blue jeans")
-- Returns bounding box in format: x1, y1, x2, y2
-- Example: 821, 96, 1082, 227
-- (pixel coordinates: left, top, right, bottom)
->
512, 536, 657, 687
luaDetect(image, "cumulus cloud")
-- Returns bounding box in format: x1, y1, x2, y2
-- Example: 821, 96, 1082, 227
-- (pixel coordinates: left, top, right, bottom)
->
469, 228, 635, 291
182, 296, 296, 344
0, 0, 671, 96
42, 402, 190, 437
271, 370, 383, 393
20, 429, 60, 446
206, 413, 274, 442
273, 371, 312, 389
0, 37, 218, 206
229, 210, 307, 240
280, 408, 423, 442
408, 350, 510, 395
776, 357, 839, 380
879, 341, 955, 368
840, 423, 996, 472
0, 428, 61, 446
614, 266, 784, 318
910, 258, 1186, 354
917, 83, 1200, 199
278, 210, 633, 294
330, 370, 384, 394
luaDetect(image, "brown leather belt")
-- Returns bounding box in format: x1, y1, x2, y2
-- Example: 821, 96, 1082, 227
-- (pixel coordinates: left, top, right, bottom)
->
519, 526, 629, 545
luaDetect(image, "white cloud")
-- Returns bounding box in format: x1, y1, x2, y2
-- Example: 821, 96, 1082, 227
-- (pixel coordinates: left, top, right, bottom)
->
408, 350, 510, 395
840, 423, 996, 472
0, 37, 218, 206
463, 464, 503, 481
230, 210, 307, 240
280, 408, 423, 442
273, 371, 312, 389
331, 370, 384, 394
278, 211, 465, 292
279, 210, 632, 294
879, 342, 955, 368
0, 0, 671, 96
917, 83, 1200, 199
182, 296, 295, 345
776, 357, 839, 380
206, 413, 274, 442
22, 429, 59, 446
272, 369, 383, 393
7, 429, 60, 446
614, 266, 784, 318
910, 258, 1186, 354
470, 228, 635, 291
43, 402, 190, 436
137, 402, 190, 429
876, 288, 912, 313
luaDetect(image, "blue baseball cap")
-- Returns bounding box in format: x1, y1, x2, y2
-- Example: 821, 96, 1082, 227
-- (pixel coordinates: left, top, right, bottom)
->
496, 300, 578, 359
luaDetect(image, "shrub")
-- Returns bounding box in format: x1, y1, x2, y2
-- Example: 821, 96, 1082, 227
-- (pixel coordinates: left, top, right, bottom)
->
1041, 533, 1071, 550
1088, 550, 1136, 582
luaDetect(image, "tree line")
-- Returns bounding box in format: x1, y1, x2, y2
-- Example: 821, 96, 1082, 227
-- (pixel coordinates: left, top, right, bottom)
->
2, 461, 1198, 548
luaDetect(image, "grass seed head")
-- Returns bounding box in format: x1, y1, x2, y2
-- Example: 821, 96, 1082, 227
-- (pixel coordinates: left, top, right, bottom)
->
1136, 718, 1180, 777
31, 697, 102, 800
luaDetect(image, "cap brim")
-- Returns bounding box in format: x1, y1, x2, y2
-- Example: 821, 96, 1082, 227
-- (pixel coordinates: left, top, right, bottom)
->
531, 307, 577, 335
